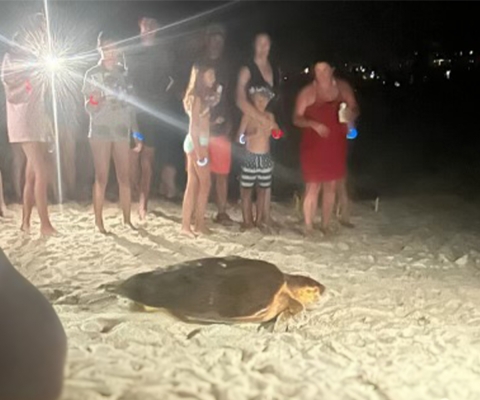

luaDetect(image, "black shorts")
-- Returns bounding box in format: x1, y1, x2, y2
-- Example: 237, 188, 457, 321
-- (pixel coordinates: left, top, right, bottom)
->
240, 151, 274, 189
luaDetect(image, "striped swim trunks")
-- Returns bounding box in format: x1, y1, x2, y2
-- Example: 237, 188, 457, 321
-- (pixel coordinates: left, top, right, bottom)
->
240, 151, 274, 189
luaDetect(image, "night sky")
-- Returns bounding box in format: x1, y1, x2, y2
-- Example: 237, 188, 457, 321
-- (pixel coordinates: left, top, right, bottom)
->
0, 1, 478, 71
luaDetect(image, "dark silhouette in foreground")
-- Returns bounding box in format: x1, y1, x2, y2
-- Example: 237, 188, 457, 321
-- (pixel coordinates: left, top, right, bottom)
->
0, 249, 66, 400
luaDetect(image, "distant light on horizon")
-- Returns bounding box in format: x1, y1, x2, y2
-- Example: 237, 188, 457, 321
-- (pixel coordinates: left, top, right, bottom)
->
445, 70, 451, 80
370, 71, 375, 79
303, 67, 309, 74
394, 81, 400, 88
470, 50, 474, 55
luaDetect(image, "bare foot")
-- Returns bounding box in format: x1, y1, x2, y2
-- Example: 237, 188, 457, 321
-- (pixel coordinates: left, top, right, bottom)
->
214, 212, 233, 226
339, 220, 355, 229
138, 207, 147, 221
303, 225, 315, 237
0, 208, 12, 219
125, 221, 138, 231
180, 227, 197, 238
95, 221, 108, 235
257, 223, 273, 235
194, 225, 212, 236
20, 222, 31, 234
320, 225, 335, 236
240, 222, 254, 232
41, 225, 58, 237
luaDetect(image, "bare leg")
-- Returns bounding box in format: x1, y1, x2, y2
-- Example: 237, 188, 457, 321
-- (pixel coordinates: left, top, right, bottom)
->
181, 155, 199, 237
213, 174, 231, 222
46, 148, 60, 204
89, 140, 112, 234
21, 142, 56, 236
138, 146, 154, 220
303, 183, 321, 235
193, 161, 211, 235
337, 177, 354, 228
12, 144, 26, 202
21, 161, 34, 232
161, 165, 177, 199
256, 187, 270, 233
321, 180, 337, 233
129, 149, 140, 200
112, 141, 133, 228
240, 186, 254, 231
60, 135, 76, 200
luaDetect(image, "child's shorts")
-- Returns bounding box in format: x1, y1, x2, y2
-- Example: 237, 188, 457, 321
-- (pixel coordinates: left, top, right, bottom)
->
240, 151, 274, 189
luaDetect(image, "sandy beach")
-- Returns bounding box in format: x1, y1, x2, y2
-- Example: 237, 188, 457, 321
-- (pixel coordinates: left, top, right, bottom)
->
1, 195, 480, 400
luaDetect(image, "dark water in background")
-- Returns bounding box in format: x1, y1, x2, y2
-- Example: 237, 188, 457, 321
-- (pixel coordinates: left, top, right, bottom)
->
1, 67, 480, 205
269, 71, 480, 203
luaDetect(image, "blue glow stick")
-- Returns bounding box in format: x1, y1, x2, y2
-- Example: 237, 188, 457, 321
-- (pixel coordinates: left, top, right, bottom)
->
347, 127, 358, 140
133, 132, 144, 141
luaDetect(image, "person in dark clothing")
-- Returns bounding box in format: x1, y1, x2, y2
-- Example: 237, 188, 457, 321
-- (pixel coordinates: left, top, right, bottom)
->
128, 16, 176, 218
187, 24, 234, 224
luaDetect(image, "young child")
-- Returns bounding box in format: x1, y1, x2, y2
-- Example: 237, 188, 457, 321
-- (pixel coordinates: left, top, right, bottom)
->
181, 65, 220, 237
237, 86, 278, 233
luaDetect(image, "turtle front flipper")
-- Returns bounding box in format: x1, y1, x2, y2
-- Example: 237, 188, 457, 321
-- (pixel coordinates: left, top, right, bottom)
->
258, 297, 304, 333
273, 297, 304, 332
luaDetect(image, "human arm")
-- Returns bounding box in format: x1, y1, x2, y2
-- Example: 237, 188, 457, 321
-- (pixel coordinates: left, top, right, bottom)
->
82, 71, 103, 114
292, 86, 329, 137
190, 96, 208, 160
235, 114, 249, 143
235, 66, 274, 128
1, 53, 29, 89
1, 53, 32, 104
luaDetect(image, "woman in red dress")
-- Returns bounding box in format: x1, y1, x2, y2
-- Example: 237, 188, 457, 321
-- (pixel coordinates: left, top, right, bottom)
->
293, 62, 359, 235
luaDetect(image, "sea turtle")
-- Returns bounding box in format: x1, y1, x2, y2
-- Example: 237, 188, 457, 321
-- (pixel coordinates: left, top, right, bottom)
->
109, 256, 325, 326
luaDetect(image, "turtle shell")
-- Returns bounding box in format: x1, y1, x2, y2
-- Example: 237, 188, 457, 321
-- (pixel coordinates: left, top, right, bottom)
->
115, 256, 286, 322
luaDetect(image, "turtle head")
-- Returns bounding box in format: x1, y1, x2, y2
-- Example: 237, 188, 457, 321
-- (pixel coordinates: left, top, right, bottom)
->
285, 275, 325, 305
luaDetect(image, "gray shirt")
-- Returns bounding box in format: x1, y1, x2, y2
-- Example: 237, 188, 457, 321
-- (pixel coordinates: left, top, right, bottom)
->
82, 63, 137, 141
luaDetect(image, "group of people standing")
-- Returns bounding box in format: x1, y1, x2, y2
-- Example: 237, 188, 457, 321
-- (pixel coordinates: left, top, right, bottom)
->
0, 12, 359, 238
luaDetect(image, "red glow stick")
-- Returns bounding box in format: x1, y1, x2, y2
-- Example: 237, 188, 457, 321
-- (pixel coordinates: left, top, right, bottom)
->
89, 95, 99, 106
271, 129, 284, 139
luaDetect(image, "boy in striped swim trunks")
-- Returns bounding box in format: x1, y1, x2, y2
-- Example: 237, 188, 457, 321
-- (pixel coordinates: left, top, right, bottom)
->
237, 86, 278, 233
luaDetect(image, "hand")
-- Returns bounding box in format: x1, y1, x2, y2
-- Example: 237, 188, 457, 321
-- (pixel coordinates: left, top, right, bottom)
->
91, 91, 102, 103
310, 121, 330, 138
195, 147, 209, 162
214, 116, 225, 125
343, 108, 355, 124
132, 138, 144, 153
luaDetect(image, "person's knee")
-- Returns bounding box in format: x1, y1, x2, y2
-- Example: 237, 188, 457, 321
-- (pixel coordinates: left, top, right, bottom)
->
324, 181, 336, 193
25, 168, 35, 185
140, 153, 154, 171
117, 170, 131, 187
95, 173, 108, 188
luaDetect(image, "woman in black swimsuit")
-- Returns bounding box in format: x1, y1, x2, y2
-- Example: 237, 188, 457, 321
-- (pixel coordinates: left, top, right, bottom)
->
236, 33, 282, 228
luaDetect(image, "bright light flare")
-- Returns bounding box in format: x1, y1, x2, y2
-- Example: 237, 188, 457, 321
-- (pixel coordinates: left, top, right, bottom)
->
44, 54, 63, 72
